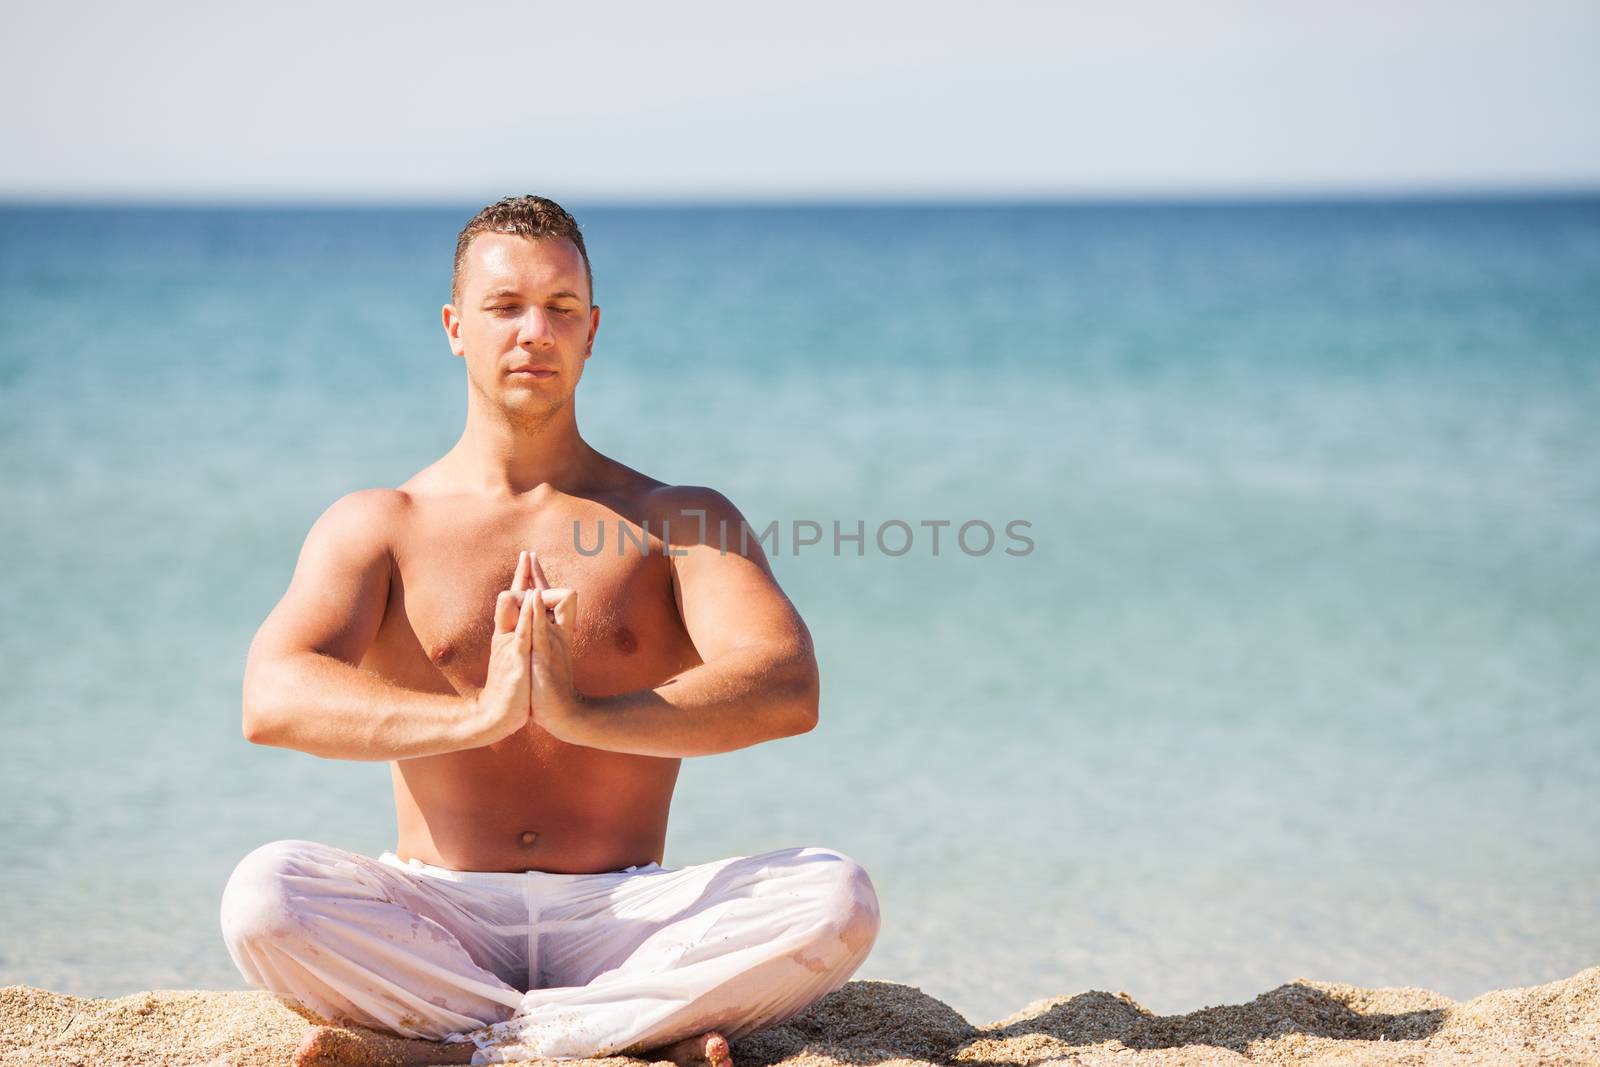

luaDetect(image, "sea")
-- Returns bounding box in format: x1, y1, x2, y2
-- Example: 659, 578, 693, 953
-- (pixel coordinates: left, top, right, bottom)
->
1, 198, 1596, 1025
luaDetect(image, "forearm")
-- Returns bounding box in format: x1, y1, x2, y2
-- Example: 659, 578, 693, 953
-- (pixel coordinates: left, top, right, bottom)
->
242, 649, 483, 761
552, 646, 820, 758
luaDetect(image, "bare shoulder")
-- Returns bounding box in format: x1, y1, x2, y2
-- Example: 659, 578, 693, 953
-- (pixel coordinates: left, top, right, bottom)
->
315, 486, 413, 528
640, 483, 757, 552
636, 483, 782, 580
640, 484, 744, 527
303, 487, 414, 558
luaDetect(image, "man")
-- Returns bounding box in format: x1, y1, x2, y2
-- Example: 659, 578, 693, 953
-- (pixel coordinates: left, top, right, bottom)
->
220, 196, 880, 1067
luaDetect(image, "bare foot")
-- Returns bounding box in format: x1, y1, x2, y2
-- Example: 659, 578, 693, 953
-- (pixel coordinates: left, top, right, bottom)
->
653, 1030, 733, 1067
292, 1025, 478, 1067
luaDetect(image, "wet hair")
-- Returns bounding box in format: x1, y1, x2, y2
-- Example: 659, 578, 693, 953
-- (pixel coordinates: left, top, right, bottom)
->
451, 195, 593, 305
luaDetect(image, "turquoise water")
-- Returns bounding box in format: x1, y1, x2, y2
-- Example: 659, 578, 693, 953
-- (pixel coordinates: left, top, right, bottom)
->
1, 200, 1597, 1023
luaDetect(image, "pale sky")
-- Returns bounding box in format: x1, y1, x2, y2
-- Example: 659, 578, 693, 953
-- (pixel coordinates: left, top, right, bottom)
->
1, 0, 1595, 202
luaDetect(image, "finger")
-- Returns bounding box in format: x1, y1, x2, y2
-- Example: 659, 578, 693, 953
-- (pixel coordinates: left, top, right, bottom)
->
515, 588, 538, 656
551, 588, 578, 634
511, 550, 531, 594
529, 587, 552, 662
494, 590, 521, 634
530, 551, 551, 594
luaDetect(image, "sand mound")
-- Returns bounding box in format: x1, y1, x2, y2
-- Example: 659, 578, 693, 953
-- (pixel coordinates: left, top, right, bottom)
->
736, 980, 976, 1064
3, 969, 1597, 1067
951, 966, 1600, 1066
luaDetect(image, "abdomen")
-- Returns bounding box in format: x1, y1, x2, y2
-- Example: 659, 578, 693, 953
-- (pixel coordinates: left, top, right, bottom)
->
390, 733, 681, 873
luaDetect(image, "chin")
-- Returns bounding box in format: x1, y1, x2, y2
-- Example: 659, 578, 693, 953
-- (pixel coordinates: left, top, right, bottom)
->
503, 392, 566, 420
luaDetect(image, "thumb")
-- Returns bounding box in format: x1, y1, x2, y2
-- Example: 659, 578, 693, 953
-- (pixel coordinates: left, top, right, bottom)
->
550, 588, 578, 635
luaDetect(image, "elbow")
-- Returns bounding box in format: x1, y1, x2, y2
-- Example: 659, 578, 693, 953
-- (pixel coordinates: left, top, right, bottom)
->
792, 701, 819, 737
783, 659, 821, 737
241, 690, 273, 746
240, 658, 285, 746
241, 705, 273, 745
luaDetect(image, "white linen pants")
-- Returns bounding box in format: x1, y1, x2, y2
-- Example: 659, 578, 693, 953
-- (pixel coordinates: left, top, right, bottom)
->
219, 840, 880, 1064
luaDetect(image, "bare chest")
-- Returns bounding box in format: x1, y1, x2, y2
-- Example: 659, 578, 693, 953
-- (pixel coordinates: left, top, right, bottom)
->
368, 499, 697, 697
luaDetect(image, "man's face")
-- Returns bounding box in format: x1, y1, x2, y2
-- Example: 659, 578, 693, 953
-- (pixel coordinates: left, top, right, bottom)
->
442, 233, 600, 421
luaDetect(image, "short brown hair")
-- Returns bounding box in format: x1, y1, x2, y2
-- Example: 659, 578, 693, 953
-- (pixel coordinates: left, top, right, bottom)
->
451, 195, 593, 305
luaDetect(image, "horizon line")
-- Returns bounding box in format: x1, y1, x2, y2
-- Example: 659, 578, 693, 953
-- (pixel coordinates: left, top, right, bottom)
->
3, 183, 1599, 212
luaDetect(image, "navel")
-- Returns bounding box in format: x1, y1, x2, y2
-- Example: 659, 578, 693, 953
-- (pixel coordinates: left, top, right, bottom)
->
519, 830, 540, 847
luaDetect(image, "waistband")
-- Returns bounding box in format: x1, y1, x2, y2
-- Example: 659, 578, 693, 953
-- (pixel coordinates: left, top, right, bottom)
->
379, 850, 662, 887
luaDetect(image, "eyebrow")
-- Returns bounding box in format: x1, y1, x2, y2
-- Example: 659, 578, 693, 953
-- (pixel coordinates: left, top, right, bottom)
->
480, 288, 585, 302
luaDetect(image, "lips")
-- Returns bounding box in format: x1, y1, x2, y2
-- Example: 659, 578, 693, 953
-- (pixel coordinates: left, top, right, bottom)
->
508, 367, 558, 378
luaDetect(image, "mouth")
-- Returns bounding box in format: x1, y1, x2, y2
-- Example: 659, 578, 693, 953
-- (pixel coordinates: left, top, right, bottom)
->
508, 368, 558, 380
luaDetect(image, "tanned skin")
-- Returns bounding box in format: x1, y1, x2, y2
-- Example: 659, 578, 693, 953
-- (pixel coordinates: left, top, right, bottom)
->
243, 232, 816, 1067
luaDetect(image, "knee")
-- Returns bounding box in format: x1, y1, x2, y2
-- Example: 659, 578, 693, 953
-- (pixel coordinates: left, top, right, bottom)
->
219, 839, 334, 952
800, 849, 881, 964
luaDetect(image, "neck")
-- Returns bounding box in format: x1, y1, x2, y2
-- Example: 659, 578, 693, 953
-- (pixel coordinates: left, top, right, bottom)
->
442, 391, 595, 497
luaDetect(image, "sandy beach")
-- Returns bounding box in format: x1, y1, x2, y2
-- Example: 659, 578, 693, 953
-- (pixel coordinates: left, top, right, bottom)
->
4, 967, 1597, 1067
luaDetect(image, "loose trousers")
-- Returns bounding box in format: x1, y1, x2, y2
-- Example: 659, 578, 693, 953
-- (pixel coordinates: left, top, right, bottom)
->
219, 840, 880, 1064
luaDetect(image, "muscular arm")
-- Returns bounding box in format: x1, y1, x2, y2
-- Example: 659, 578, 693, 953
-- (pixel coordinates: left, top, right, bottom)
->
241, 490, 483, 760
545, 487, 819, 758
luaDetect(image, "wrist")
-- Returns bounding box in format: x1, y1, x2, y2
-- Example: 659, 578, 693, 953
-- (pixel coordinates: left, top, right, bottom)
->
457, 692, 495, 749
541, 691, 591, 744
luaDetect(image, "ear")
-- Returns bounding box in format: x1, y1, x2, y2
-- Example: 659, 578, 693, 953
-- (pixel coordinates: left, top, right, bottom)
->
584, 304, 601, 360
442, 303, 466, 358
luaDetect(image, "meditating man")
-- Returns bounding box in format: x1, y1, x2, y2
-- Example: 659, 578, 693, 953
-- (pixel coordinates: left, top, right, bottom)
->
220, 195, 880, 1067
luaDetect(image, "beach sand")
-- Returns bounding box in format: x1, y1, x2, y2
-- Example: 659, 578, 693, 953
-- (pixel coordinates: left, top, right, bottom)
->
3, 968, 1597, 1067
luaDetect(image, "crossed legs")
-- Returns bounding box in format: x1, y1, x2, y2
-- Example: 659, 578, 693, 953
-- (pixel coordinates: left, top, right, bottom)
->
220, 841, 880, 1065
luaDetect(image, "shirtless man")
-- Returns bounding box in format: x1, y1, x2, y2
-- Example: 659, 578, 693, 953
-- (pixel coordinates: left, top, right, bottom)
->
219, 196, 880, 1067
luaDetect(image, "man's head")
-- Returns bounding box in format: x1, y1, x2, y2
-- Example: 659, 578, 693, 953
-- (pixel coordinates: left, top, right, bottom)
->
443, 195, 601, 425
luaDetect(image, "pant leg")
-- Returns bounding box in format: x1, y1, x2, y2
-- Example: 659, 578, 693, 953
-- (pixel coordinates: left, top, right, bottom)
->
455, 846, 880, 1063
219, 839, 527, 1039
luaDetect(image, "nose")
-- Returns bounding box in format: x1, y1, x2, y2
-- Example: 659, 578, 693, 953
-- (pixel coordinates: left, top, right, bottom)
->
517, 307, 555, 348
